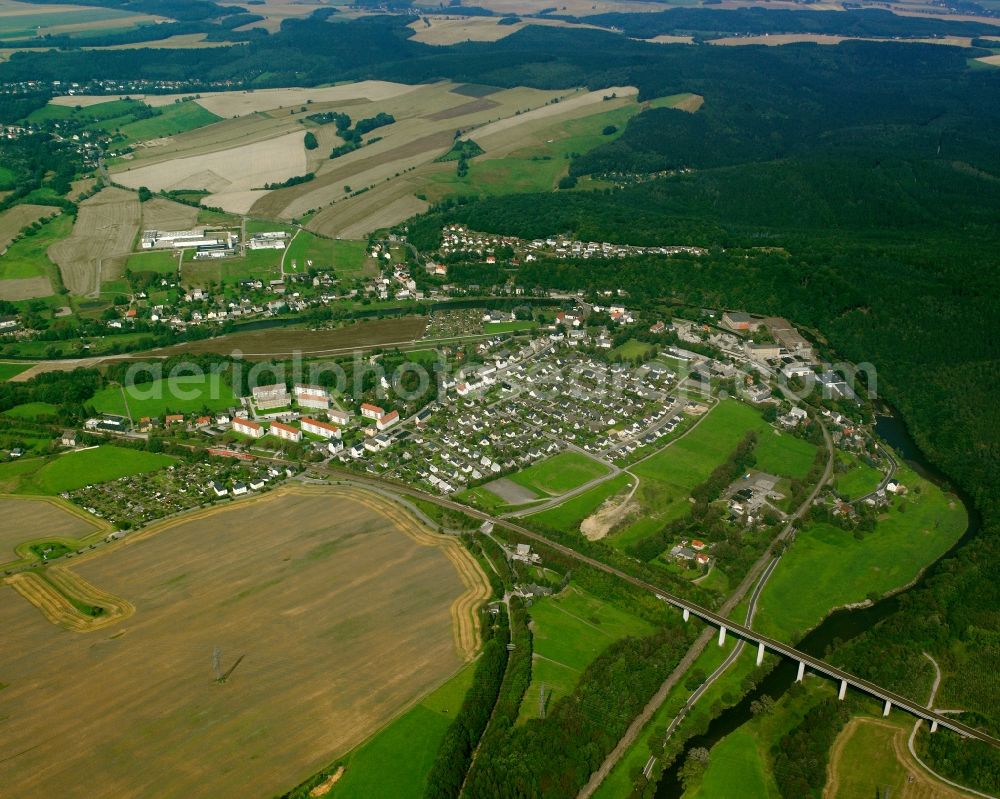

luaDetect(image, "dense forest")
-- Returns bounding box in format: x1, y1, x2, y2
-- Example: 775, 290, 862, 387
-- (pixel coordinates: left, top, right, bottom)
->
575, 7, 1000, 39
2, 12, 999, 791
396, 32, 1000, 791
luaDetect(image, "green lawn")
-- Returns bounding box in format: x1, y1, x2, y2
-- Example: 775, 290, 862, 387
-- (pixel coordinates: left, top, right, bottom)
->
0, 164, 15, 189
529, 472, 633, 532
457, 484, 518, 513
612, 339, 655, 360
285, 231, 371, 276
3, 401, 59, 419
519, 585, 654, 722
125, 250, 180, 275
91, 374, 238, 418
835, 452, 884, 500
11, 446, 176, 495
755, 466, 967, 641
754, 429, 818, 481
0, 213, 71, 281
484, 320, 537, 334
328, 663, 476, 799
182, 247, 283, 286
0, 363, 30, 381
507, 451, 611, 496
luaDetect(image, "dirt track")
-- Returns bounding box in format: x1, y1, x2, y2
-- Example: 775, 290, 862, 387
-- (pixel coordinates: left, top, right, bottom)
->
824, 718, 979, 799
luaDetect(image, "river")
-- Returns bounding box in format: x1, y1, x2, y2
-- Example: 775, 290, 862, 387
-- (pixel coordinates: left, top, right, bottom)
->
654, 410, 981, 798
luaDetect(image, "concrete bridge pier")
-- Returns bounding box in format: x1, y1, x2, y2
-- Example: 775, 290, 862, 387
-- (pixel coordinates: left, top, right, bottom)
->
756, 641, 765, 666
931, 720, 939, 733
796, 661, 805, 682
718, 625, 727, 646
839, 679, 847, 700
682, 608, 689, 622
883, 700, 892, 717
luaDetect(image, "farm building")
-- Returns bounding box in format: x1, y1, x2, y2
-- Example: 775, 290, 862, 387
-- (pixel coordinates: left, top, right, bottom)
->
301, 417, 341, 440
270, 421, 302, 443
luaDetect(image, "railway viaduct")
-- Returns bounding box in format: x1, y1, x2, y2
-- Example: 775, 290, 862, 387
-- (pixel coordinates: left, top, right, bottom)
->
329, 468, 1000, 748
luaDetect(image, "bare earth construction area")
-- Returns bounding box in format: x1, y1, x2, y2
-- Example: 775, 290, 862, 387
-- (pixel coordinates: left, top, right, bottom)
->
0, 485, 489, 799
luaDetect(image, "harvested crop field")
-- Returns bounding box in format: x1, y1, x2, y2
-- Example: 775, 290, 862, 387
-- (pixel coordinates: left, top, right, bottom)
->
470, 85, 638, 142
424, 96, 500, 120
139, 196, 199, 231
52, 81, 421, 114
0, 274, 52, 299
0, 485, 489, 799
408, 14, 605, 45
149, 315, 428, 358
114, 131, 307, 214
0, 203, 59, 250
47, 187, 140, 295
250, 81, 567, 220
0, 495, 103, 562
308, 184, 431, 240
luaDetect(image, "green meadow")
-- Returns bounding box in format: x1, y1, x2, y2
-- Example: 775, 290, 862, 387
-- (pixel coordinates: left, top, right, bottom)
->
611, 401, 817, 551
125, 250, 180, 275
835, 452, 884, 499
507, 450, 611, 497
529, 472, 633, 532
286, 233, 370, 276
755, 466, 967, 641
0, 363, 30, 381
0, 213, 71, 281
91, 374, 238, 418
518, 585, 654, 723
327, 663, 476, 799
4, 445, 176, 495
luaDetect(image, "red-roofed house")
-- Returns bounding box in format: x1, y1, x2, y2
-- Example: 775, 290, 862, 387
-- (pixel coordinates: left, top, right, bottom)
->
270, 421, 302, 443
233, 418, 264, 438
301, 417, 341, 440
360, 403, 386, 420
376, 410, 399, 431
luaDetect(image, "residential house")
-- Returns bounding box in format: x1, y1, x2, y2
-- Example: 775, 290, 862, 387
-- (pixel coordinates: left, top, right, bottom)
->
376, 410, 400, 431
270, 421, 302, 443
233, 418, 264, 438
301, 417, 341, 440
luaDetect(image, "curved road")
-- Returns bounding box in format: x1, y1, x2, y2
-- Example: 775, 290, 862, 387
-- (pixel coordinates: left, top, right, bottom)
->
324, 464, 1000, 750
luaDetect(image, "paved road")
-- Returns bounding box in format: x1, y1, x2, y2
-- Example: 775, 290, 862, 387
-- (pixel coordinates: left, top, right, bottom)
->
503, 397, 716, 519
851, 437, 899, 505
577, 556, 782, 798
325, 467, 1000, 749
